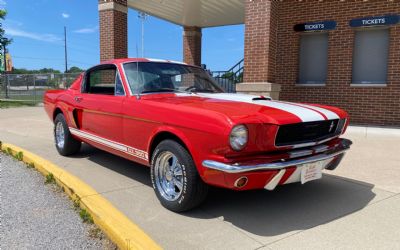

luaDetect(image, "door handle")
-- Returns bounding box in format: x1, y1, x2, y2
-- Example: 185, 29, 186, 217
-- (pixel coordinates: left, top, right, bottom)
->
74, 96, 83, 103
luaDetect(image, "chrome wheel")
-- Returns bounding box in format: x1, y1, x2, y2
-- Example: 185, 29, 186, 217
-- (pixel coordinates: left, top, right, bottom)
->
154, 151, 184, 201
55, 121, 65, 149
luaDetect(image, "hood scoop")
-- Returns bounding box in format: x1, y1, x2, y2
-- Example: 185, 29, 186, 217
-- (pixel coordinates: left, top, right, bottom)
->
252, 96, 272, 101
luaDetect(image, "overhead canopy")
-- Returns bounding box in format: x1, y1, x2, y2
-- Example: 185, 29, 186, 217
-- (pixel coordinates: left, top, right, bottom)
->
127, 0, 245, 27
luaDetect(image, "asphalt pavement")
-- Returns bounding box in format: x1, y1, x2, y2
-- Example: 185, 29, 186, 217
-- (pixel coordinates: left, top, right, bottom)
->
0, 107, 400, 249
0, 153, 115, 250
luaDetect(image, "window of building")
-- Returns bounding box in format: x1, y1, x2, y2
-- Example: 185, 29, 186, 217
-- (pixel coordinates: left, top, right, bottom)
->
352, 28, 389, 84
298, 32, 329, 84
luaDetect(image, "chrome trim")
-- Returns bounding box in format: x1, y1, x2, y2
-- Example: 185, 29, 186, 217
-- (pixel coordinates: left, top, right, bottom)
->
120, 62, 135, 97
55, 121, 65, 149
233, 176, 248, 188
202, 139, 352, 173
114, 70, 127, 96
291, 135, 339, 149
154, 151, 184, 201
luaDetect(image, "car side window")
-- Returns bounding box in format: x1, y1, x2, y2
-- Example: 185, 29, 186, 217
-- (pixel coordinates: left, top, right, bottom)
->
115, 73, 125, 96
84, 66, 125, 96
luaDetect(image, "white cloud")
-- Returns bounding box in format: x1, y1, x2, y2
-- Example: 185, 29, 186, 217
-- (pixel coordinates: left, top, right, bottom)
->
62, 13, 70, 19
73, 26, 98, 34
5, 27, 62, 43
5, 19, 23, 27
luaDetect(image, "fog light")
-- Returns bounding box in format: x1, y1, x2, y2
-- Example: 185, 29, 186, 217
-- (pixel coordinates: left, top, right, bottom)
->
234, 176, 248, 188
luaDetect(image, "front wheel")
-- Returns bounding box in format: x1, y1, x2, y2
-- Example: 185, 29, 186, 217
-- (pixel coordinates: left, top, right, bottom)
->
54, 113, 81, 156
151, 140, 208, 212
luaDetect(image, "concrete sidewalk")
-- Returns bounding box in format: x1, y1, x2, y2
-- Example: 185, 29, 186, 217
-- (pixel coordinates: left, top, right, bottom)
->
1, 107, 399, 249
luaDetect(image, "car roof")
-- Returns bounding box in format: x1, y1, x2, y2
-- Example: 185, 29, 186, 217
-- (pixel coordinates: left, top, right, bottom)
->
101, 58, 197, 67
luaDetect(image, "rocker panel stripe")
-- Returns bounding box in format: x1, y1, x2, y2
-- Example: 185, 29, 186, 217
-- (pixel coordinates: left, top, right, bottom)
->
69, 128, 148, 161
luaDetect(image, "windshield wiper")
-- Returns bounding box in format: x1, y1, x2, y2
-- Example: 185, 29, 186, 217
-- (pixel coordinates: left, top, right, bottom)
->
140, 88, 190, 94
186, 87, 218, 93
191, 89, 216, 93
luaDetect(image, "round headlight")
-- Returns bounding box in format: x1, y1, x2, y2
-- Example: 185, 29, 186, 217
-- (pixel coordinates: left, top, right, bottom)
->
229, 125, 248, 151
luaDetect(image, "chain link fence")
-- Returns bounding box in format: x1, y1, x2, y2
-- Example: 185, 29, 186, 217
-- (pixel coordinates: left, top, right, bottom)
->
0, 73, 82, 104
0, 71, 239, 104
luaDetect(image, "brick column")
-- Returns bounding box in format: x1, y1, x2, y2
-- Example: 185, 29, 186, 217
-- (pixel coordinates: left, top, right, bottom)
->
238, 0, 281, 99
183, 26, 202, 66
98, 0, 128, 62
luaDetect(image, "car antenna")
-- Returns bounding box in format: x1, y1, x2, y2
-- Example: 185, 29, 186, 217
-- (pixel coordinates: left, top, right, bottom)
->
135, 44, 141, 100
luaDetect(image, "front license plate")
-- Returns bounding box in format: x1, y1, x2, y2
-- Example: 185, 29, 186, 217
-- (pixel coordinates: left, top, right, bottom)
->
300, 161, 324, 184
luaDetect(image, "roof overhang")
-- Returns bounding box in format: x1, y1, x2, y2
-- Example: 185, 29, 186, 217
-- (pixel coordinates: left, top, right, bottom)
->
127, 0, 244, 28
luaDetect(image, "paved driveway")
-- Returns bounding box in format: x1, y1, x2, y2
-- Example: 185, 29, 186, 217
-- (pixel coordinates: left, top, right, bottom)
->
1, 107, 399, 249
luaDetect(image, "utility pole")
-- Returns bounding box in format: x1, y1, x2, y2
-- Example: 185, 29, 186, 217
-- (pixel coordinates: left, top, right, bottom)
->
64, 26, 68, 73
3, 43, 8, 98
138, 12, 147, 58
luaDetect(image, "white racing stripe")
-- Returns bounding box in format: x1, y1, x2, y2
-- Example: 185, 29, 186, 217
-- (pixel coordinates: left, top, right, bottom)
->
69, 128, 148, 161
196, 93, 327, 122
279, 101, 340, 120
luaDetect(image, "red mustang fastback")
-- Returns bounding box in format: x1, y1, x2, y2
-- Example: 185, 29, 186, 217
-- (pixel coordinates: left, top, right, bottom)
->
44, 58, 352, 212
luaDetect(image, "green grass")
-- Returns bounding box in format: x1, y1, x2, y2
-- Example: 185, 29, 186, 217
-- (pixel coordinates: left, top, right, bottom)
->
15, 151, 23, 161
45, 173, 56, 185
79, 209, 94, 224
73, 198, 81, 210
0, 99, 38, 108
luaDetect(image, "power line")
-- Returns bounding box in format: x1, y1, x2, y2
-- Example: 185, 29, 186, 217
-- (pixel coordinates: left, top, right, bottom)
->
68, 59, 93, 66
67, 46, 99, 56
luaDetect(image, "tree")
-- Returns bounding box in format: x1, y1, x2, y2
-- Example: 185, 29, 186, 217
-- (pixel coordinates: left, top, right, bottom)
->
221, 72, 234, 79
0, 10, 12, 47
11, 67, 61, 74
66, 66, 84, 73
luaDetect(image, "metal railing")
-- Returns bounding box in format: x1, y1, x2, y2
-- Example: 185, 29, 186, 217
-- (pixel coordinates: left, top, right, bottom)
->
0, 73, 82, 104
211, 59, 244, 93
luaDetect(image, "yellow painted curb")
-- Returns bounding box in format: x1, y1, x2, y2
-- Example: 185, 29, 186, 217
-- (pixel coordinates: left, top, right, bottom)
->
1, 142, 162, 250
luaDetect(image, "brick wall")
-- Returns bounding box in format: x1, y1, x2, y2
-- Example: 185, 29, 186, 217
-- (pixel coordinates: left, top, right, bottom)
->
183, 26, 202, 66
244, 0, 400, 126
99, 0, 128, 62
244, 0, 279, 83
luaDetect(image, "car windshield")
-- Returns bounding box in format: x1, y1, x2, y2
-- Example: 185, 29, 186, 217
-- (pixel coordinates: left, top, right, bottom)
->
123, 62, 224, 94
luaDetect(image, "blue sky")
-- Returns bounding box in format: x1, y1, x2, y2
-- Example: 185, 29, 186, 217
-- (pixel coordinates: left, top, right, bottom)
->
2, 0, 244, 72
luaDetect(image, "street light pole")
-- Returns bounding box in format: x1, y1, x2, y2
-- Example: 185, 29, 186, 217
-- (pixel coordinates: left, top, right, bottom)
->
64, 26, 68, 73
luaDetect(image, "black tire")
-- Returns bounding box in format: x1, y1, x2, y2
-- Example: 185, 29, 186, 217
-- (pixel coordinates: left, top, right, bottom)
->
54, 113, 81, 156
151, 140, 209, 212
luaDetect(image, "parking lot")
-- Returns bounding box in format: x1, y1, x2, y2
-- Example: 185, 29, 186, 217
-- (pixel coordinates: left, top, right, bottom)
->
1, 106, 399, 249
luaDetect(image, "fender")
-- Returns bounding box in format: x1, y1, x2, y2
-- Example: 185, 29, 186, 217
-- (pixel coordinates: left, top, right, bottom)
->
147, 125, 197, 163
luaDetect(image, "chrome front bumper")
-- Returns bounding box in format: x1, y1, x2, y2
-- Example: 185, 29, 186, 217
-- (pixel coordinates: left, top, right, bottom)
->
202, 138, 352, 174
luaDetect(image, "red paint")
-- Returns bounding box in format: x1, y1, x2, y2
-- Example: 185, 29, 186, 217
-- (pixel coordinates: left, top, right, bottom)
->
43, 59, 350, 190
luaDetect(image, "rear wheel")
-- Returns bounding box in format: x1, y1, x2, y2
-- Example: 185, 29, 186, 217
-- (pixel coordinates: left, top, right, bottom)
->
54, 113, 81, 156
151, 140, 209, 212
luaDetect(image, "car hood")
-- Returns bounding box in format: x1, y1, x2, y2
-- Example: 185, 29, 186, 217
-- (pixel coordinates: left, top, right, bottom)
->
141, 93, 347, 125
